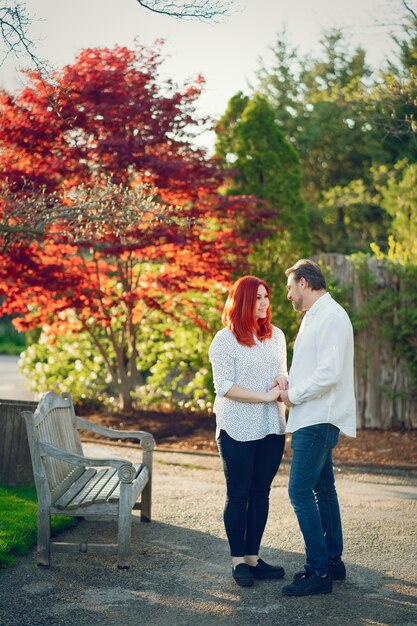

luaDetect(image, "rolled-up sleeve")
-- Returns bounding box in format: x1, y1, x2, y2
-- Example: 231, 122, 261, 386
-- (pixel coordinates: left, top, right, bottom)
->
209, 336, 235, 398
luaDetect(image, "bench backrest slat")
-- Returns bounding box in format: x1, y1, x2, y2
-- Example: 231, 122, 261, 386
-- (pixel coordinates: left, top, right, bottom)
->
23, 392, 85, 503
38, 406, 79, 488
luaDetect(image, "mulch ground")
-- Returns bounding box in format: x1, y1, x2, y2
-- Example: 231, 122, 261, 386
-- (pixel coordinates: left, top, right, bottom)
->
78, 407, 417, 470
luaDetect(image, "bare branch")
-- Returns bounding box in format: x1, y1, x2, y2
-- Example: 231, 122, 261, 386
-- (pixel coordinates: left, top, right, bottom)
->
0, 178, 190, 250
0, 0, 236, 82
135, 0, 235, 21
402, 0, 417, 21
0, 1, 46, 73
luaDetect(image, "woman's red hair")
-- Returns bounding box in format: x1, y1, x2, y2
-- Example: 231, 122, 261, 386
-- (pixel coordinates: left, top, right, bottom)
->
222, 275, 273, 346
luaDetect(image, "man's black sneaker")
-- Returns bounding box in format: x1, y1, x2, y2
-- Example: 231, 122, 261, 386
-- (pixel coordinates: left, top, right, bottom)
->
232, 563, 254, 587
247, 558, 285, 580
283, 571, 333, 596
328, 561, 346, 580
293, 561, 346, 582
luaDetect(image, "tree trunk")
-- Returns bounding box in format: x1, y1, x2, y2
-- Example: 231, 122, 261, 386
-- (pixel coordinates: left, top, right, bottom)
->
119, 389, 133, 413
115, 361, 145, 413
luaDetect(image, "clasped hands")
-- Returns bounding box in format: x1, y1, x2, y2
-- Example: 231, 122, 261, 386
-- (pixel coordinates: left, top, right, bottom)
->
265, 375, 293, 406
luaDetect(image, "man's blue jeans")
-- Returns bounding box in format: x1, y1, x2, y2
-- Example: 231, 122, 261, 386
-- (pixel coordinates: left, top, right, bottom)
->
289, 423, 343, 576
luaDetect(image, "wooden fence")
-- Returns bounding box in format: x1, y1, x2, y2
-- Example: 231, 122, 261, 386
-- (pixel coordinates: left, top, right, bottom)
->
0, 399, 37, 486
319, 253, 417, 430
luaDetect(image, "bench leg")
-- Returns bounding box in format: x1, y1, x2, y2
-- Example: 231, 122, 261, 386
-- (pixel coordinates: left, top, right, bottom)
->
117, 484, 132, 569
141, 451, 152, 523
37, 509, 51, 566
141, 480, 152, 523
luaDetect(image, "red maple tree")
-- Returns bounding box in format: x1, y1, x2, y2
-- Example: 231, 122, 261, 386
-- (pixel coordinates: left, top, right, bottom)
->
0, 42, 262, 410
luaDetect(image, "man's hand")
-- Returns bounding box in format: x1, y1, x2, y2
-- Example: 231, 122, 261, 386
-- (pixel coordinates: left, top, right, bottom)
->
278, 389, 293, 407
274, 374, 289, 390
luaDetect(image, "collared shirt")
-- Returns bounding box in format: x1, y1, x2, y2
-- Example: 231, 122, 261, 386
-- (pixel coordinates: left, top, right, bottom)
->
209, 326, 287, 441
287, 292, 356, 437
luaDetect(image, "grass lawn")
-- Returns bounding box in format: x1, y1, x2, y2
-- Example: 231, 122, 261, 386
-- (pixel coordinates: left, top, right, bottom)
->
0, 485, 75, 568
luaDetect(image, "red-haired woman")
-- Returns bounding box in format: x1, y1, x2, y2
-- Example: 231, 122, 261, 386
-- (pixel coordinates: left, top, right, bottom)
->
209, 275, 288, 587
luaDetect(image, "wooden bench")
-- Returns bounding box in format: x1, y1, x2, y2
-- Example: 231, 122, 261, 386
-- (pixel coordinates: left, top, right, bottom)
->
23, 391, 155, 569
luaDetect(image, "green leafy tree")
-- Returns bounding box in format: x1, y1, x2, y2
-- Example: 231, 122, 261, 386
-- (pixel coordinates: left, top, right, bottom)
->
378, 162, 417, 261
254, 30, 303, 143
255, 30, 393, 253
300, 33, 382, 194
215, 92, 309, 243
367, 7, 417, 164
257, 31, 384, 199
215, 92, 308, 349
318, 177, 391, 253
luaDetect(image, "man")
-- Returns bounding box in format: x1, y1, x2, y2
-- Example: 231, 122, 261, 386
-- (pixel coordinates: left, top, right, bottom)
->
278, 259, 356, 596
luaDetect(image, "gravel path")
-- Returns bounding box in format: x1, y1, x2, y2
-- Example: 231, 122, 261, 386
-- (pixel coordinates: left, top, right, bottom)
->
1, 443, 416, 626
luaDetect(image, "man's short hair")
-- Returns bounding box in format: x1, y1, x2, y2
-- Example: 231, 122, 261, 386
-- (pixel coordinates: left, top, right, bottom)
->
285, 259, 326, 291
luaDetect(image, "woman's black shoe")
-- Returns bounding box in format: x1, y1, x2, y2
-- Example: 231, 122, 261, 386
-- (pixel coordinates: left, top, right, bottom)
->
232, 563, 254, 587
248, 558, 285, 579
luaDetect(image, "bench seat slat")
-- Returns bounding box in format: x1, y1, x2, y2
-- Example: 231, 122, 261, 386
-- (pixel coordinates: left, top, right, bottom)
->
54, 468, 97, 509
93, 471, 120, 504
108, 464, 143, 503
81, 467, 119, 506
65, 468, 115, 509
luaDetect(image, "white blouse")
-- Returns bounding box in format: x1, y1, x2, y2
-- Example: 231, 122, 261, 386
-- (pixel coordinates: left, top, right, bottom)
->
209, 325, 287, 441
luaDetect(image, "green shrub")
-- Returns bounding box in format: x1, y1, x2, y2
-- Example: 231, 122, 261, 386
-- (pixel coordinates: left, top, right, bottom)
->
19, 331, 115, 406
19, 288, 226, 412
135, 316, 215, 412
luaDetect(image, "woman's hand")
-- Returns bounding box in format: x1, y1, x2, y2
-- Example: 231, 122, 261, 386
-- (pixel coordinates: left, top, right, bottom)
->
225, 382, 287, 404
274, 375, 288, 390
263, 386, 283, 402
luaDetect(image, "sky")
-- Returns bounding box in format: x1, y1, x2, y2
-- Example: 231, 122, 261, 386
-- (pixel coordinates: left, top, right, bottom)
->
0, 0, 407, 151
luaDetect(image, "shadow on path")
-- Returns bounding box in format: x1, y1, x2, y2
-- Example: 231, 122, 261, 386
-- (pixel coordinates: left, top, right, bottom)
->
0, 518, 416, 626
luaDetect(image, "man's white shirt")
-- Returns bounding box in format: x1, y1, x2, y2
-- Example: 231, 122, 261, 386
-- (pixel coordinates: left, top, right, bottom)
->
287, 292, 356, 437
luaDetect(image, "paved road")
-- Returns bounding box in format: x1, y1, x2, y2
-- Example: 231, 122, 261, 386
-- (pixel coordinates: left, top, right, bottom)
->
0, 355, 36, 401
0, 442, 416, 626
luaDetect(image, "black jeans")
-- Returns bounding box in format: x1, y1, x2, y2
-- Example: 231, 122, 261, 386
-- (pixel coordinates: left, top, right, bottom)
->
217, 429, 285, 557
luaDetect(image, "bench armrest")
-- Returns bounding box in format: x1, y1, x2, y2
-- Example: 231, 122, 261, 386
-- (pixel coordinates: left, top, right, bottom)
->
75, 416, 155, 451
39, 442, 137, 482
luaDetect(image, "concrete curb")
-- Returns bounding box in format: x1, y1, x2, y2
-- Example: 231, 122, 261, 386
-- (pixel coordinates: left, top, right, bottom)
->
81, 436, 417, 477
